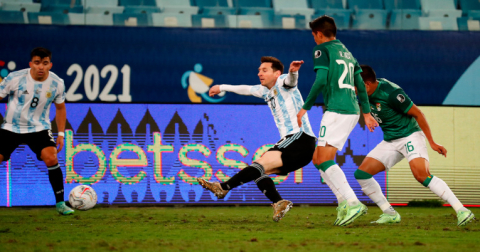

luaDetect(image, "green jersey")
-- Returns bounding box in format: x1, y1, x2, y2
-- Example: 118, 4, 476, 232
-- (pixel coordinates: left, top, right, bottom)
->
369, 78, 421, 141
303, 40, 370, 115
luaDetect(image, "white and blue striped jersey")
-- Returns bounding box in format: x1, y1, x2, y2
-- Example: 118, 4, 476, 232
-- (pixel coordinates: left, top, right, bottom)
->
249, 74, 315, 138
224, 74, 313, 139
0, 68, 66, 133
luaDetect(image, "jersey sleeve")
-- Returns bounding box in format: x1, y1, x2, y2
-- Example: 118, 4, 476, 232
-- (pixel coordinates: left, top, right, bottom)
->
54, 80, 66, 104
0, 74, 13, 98
353, 60, 362, 76
313, 45, 329, 72
303, 69, 327, 110
249, 85, 266, 98
387, 89, 414, 114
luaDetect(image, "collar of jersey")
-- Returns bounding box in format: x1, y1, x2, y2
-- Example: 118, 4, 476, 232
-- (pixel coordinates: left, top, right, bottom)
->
370, 79, 382, 98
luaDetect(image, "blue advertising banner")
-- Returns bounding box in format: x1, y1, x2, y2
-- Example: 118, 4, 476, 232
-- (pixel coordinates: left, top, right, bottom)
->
0, 103, 384, 206
0, 24, 479, 105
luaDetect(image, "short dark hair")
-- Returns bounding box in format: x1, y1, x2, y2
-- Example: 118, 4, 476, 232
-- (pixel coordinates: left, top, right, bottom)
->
360, 65, 377, 83
261, 56, 284, 74
309, 15, 337, 38
31, 47, 52, 61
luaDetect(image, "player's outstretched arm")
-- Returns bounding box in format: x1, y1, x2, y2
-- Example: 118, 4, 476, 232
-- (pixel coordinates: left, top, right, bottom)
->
407, 104, 447, 157
209, 85, 222, 97
289, 60, 304, 72
284, 60, 304, 88
54, 102, 66, 152
210, 84, 255, 97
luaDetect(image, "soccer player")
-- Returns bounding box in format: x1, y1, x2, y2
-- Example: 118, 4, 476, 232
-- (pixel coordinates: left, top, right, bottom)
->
0, 47, 74, 215
296, 15, 378, 226
197, 56, 316, 222
353, 65, 475, 226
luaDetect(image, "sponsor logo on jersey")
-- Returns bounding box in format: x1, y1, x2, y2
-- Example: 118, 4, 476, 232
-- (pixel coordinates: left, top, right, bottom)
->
314, 50, 322, 58
376, 103, 381, 111
181, 63, 225, 104
397, 94, 405, 103
22, 90, 29, 95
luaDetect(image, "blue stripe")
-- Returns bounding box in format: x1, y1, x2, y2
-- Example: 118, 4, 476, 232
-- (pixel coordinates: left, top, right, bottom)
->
7, 69, 28, 79
279, 132, 302, 148
280, 137, 295, 148
11, 76, 27, 133
292, 89, 315, 137
40, 81, 58, 130
275, 88, 293, 135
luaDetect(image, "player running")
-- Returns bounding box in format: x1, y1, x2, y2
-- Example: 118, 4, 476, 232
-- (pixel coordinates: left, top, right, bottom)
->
197, 56, 316, 222
0, 47, 73, 215
297, 15, 378, 226
354, 65, 475, 226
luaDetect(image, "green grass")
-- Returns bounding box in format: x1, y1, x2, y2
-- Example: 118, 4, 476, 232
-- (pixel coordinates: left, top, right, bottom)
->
0, 205, 478, 252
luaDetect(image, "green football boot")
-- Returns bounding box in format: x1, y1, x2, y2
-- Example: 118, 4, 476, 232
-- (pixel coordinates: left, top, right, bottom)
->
339, 202, 367, 226
457, 210, 475, 226
371, 212, 401, 224
56, 201, 74, 215
333, 200, 347, 226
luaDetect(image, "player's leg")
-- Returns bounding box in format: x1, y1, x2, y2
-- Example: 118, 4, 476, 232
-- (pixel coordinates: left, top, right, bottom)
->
355, 157, 400, 224
198, 132, 294, 200
410, 158, 474, 226
319, 169, 346, 225
28, 130, 73, 215
262, 132, 316, 222
198, 150, 281, 199
313, 112, 366, 225
405, 132, 474, 226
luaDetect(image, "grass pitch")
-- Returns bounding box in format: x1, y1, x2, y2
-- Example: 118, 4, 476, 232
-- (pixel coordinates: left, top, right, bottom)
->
0, 205, 478, 252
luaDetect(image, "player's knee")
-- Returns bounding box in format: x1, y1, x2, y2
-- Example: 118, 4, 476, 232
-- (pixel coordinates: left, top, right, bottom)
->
354, 169, 373, 180
413, 174, 426, 184
42, 154, 58, 166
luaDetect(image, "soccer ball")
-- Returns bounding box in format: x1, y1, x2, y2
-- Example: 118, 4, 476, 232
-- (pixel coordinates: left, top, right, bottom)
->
68, 185, 97, 210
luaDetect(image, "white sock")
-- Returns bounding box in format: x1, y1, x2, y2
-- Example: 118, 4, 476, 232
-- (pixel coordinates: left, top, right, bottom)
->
357, 178, 395, 215
320, 170, 345, 204
324, 164, 359, 206
428, 176, 464, 213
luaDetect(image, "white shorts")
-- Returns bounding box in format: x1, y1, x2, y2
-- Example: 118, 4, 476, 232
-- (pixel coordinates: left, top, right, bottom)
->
367, 131, 429, 170
317, 111, 359, 151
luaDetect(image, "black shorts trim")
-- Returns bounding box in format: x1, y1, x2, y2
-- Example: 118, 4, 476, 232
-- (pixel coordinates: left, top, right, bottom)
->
0, 129, 56, 161
268, 132, 316, 176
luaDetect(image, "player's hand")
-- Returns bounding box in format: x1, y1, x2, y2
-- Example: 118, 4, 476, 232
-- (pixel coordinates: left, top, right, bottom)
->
363, 113, 378, 132
56, 136, 64, 153
430, 142, 447, 157
289, 60, 304, 72
209, 85, 221, 97
297, 109, 307, 127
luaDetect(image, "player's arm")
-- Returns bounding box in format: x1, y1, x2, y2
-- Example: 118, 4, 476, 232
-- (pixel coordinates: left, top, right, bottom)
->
297, 69, 327, 127
0, 74, 13, 100
54, 102, 66, 152
283, 60, 304, 89
406, 104, 447, 157
209, 84, 258, 97
354, 73, 378, 132
54, 82, 67, 153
